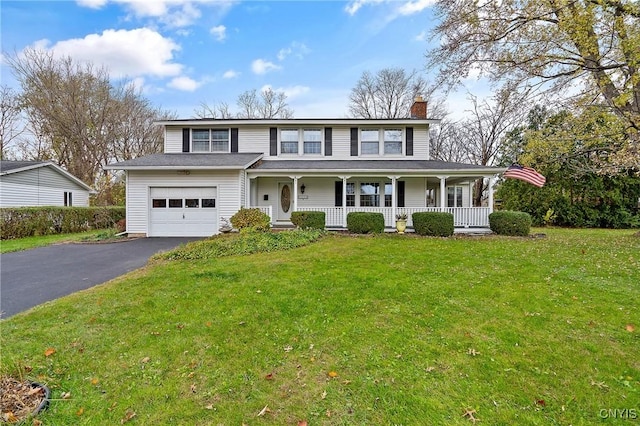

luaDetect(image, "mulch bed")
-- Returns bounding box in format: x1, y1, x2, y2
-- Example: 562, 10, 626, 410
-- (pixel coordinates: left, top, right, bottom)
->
0, 376, 48, 423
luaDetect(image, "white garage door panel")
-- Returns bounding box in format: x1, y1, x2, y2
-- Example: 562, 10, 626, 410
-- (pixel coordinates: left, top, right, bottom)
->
149, 187, 218, 237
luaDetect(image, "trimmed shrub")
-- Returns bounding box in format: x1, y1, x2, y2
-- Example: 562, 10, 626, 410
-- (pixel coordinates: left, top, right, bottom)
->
230, 208, 271, 232
489, 211, 532, 236
412, 212, 454, 237
347, 212, 384, 234
290, 211, 326, 230
0, 206, 125, 239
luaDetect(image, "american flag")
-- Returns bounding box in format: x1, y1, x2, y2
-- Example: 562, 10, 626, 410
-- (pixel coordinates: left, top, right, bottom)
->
504, 164, 546, 187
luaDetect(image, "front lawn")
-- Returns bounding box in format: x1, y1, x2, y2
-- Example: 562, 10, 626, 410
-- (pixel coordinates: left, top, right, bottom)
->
1, 229, 638, 424
0, 230, 116, 254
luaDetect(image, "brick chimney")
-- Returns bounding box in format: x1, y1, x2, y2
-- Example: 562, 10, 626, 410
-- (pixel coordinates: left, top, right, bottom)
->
410, 95, 427, 119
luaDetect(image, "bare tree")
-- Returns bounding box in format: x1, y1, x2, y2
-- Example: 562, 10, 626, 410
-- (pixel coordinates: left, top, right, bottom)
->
6, 49, 172, 194
348, 68, 429, 118
0, 85, 25, 159
193, 101, 232, 119
236, 88, 293, 119
429, 118, 468, 163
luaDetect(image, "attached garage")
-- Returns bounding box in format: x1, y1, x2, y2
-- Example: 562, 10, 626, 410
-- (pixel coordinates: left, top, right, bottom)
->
149, 187, 218, 237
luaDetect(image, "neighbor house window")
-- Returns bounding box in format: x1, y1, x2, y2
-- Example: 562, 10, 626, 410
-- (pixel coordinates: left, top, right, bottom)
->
64, 191, 73, 206
384, 129, 402, 154
281, 129, 299, 154
192, 129, 230, 152
447, 186, 463, 207
346, 182, 355, 207
360, 182, 380, 207
303, 129, 322, 154
361, 129, 379, 155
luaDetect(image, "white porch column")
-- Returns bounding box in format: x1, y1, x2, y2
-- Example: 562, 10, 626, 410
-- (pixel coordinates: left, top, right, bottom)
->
438, 176, 448, 212
488, 176, 495, 213
342, 176, 348, 227
292, 176, 299, 212
389, 176, 398, 223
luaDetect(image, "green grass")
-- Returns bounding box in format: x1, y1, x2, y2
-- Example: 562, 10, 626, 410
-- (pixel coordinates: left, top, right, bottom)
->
1, 228, 638, 425
0, 230, 115, 253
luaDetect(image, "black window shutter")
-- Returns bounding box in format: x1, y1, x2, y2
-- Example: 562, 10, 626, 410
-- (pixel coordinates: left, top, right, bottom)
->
334, 181, 343, 206
182, 128, 190, 152
406, 127, 413, 156
324, 128, 332, 156
397, 181, 405, 207
269, 128, 277, 156
231, 128, 239, 152
350, 128, 358, 156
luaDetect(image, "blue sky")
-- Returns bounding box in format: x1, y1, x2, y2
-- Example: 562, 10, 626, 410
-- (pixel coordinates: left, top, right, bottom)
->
1, 0, 488, 118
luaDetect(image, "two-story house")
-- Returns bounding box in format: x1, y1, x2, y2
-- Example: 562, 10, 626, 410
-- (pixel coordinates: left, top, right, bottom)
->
105, 98, 504, 237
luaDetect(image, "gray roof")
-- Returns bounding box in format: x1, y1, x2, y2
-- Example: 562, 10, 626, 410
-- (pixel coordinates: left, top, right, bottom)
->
104, 153, 264, 170
253, 160, 504, 173
0, 160, 47, 174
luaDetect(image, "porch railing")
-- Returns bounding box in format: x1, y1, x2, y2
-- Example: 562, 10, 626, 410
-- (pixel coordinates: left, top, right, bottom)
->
255, 206, 273, 223
295, 206, 491, 228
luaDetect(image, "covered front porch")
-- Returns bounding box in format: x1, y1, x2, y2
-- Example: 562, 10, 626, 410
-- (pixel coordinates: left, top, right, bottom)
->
245, 162, 502, 230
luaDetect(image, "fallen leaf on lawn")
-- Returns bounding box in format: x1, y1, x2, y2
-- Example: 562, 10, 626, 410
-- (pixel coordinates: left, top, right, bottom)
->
3, 412, 18, 422
33, 419, 43, 426
342, 380, 351, 385
265, 373, 274, 380
205, 404, 214, 410
176, 324, 185, 330
467, 348, 480, 356
61, 392, 71, 399
462, 408, 479, 423
257, 405, 271, 416
121, 410, 136, 424
141, 357, 150, 363
321, 390, 327, 399
426, 366, 436, 372
91, 378, 99, 385
205, 321, 212, 327
536, 399, 546, 407
626, 324, 635, 332
326, 409, 332, 417
328, 371, 338, 378
76, 407, 84, 416
298, 421, 308, 426
44, 348, 56, 357
190, 383, 197, 393
284, 345, 293, 352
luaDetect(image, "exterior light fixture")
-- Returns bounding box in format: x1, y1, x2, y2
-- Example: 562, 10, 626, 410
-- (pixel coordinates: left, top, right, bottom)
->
300, 183, 306, 194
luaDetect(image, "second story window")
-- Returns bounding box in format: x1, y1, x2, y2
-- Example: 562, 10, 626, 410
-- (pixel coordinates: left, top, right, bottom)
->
303, 129, 322, 154
361, 129, 379, 155
384, 129, 402, 154
192, 129, 229, 152
281, 129, 299, 154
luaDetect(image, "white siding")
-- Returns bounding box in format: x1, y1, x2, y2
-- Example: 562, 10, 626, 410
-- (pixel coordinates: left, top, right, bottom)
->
413, 126, 429, 160
0, 167, 90, 207
239, 127, 270, 155
164, 127, 184, 153
126, 170, 243, 235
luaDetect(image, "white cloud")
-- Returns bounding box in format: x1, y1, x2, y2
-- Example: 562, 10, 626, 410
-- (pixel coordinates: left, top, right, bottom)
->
29, 28, 183, 78
414, 30, 427, 42
76, 0, 108, 9
251, 59, 281, 75
223, 69, 239, 79
210, 25, 226, 41
345, 0, 384, 15
168, 76, 201, 91
277, 42, 310, 61
397, 0, 437, 15
260, 84, 310, 100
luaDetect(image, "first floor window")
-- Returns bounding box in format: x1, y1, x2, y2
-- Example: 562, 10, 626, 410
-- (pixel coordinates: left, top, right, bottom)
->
384, 129, 402, 154
361, 129, 379, 155
303, 129, 322, 154
64, 191, 73, 206
447, 186, 463, 207
346, 182, 355, 207
281, 129, 299, 154
384, 183, 393, 207
360, 182, 380, 207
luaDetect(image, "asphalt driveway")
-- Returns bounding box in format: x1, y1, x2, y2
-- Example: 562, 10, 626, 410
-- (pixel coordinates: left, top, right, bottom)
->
0, 237, 200, 319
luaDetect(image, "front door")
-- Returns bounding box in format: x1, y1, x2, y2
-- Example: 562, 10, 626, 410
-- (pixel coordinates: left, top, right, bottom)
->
277, 182, 292, 222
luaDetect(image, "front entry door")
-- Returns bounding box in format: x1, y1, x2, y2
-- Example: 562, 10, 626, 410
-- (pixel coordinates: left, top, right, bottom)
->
277, 182, 293, 221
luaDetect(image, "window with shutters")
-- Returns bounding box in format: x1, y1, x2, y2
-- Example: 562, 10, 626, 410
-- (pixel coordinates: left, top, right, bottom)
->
191, 129, 230, 152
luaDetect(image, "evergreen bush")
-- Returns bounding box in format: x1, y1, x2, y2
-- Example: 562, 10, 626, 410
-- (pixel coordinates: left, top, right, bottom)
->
290, 211, 326, 230
489, 211, 532, 236
412, 212, 454, 237
346, 212, 384, 234
230, 208, 271, 232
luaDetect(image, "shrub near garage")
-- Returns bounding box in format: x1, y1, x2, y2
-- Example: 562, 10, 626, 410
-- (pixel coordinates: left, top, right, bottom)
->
412, 212, 454, 237
230, 208, 271, 232
489, 210, 532, 236
290, 211, 326, 230
347, 212, 385, 234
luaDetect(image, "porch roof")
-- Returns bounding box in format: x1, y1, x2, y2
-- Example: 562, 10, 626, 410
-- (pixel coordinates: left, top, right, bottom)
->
104, 153, 264, 170
251, 160, 505, 175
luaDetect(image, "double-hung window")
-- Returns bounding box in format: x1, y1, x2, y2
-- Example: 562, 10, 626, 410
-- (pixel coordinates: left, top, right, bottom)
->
346, 182, 355, 207
192, 129, 229, 152
360, 182, 380, 207
361, 130, 379, 155
384, 129, 402, 154
447, 186, 463, 207
281, 129, 299, 154
303, 129, 322, 154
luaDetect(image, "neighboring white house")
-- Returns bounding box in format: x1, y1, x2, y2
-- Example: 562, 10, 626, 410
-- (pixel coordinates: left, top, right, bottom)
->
105, 98, 505, 237
0, 161, 93, 207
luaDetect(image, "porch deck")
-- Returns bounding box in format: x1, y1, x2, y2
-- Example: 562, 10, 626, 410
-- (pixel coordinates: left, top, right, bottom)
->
255, 206, 492, 229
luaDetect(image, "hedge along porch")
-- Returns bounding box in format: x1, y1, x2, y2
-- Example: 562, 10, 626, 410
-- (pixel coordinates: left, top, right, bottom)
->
245, 160, 503, 229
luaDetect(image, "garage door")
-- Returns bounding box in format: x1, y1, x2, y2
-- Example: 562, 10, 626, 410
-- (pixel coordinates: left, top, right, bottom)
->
149, 187, 217, 237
